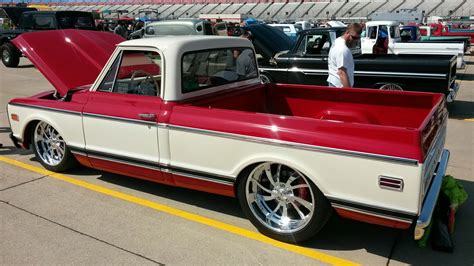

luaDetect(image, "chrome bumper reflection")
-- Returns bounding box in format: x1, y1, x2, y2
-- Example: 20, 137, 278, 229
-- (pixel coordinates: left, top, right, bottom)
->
447, 82, 459, 103
414, 149, 450, 240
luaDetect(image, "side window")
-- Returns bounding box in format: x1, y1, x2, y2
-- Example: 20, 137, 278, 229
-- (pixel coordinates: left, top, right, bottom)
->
368, 26, 377, 39
33, 15, 55, 29
21, 13, 33, 29
302, 34, 330, 55
98, 50, 162, 96
182, 47, 257, 94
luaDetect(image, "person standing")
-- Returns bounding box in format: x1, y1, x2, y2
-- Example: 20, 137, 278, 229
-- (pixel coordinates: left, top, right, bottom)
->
327, 23, 362, 88
114, 21, 126, 39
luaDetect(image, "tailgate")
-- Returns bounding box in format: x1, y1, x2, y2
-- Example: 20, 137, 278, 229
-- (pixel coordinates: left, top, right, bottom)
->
419, 94, 448, 198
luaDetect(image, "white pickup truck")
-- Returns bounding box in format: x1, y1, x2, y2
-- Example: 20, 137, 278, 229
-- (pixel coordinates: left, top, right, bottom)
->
361, 21, 465, 68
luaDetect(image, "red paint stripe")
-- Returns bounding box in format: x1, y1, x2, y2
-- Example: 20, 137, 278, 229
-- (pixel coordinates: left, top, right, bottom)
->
335, 208, 412, 229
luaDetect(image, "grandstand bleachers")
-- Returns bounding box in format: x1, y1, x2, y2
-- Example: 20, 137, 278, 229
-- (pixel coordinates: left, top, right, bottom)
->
233, 3, 255, 15
290, 2, 315, 20
322, 1, 347, 19
415, 0, 442, 15
306, 2, 331, 19
224, 3, 243, 14
337, 1, 360, 18
261, 2, 286, 21
430, 0, 464, 16
208, 3, 230, 14
5, 0, 472, 21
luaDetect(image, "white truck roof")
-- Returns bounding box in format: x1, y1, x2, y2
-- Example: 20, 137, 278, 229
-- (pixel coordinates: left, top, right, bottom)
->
365, 21, 400, 27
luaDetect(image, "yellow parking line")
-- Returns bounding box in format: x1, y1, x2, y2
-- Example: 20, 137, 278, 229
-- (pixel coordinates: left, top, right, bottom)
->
0, 156, 358, 266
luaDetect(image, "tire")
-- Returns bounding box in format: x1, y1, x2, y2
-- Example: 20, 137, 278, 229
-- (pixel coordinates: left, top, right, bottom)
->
379, 83, 403, 91
260, 73, 273, 84
1, 42, 20, 68
31, 121, 76, 172
237, 162, 332, 243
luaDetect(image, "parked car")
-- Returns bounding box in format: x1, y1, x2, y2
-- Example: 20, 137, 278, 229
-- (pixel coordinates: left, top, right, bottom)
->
250, 25, 459, 102
8, 30, 449, 244
361, 21, 465, 68
268, 23, 302, 40
400, 25, 471, 54
0, 10, 96, 67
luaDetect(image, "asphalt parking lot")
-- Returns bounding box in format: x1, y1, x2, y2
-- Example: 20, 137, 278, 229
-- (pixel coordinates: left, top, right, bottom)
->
1, 56, 473, 265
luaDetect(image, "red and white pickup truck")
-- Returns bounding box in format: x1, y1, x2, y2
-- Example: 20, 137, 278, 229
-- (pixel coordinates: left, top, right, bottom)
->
8, 30, 450, 243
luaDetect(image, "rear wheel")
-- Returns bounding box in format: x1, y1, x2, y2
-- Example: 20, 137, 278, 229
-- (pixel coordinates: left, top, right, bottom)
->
237, 162, 332, 243
260, 73, 273, 84
31, 121, 76, 172
379, 83, 403, 91
1, 42, 20, 68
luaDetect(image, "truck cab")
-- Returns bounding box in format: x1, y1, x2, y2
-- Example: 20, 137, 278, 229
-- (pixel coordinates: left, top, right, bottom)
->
361, 21, 465, 68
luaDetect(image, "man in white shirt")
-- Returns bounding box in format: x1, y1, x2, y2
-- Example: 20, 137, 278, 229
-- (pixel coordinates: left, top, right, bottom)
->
327, 23, 362, 88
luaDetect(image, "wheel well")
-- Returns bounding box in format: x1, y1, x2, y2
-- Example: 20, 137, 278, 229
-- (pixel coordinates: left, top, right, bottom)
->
233, 162, 262, 197
22, 120, 40, 150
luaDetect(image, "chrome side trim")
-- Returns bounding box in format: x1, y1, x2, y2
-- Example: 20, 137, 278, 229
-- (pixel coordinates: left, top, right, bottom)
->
82, 112, 156, 126
259, 68, 288, 72
259, 67, 446, 79
8, 102, 82, 116
415, 149, 450, 240
69, 146, 235, 185
167, 124, 419, 166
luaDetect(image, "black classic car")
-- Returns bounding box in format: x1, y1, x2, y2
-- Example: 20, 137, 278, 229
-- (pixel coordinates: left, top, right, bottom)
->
246, 25, 459, 102
0, 11, 96, 67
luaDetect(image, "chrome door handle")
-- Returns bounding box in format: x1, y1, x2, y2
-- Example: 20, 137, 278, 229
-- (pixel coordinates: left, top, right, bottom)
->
138, 113, 156, 121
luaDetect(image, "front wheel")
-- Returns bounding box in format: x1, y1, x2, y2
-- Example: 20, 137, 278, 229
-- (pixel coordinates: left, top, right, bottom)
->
237, 162, 332, 243
1, 42, 20, 68
32, 121, 76, 172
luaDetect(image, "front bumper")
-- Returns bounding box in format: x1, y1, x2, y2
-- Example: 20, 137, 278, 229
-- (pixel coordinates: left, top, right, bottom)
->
447, 82, 459, 103
414, 149, 450, 240
9, 133, 22, 149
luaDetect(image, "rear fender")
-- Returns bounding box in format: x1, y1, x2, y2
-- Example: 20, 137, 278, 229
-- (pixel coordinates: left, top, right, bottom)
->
232, 154, 327, 194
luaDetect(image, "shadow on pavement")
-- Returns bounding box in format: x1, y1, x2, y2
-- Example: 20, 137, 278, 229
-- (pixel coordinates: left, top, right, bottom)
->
457, 73, 474, 81
78, 162, 474, 265
448, 100, 474, 119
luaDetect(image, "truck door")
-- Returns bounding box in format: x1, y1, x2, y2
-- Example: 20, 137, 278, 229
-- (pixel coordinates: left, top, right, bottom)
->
82, 49, 163, 181
286, 32, 332, 85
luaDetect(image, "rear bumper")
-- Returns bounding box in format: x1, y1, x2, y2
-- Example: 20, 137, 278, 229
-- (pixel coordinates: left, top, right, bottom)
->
447, 82, 460, 103
414, 149, 450, 240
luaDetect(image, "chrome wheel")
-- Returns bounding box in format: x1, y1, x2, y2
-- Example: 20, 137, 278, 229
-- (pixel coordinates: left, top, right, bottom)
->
260, 73, 272, 84
245, 162, 315, 233
2, 49, 10, 63
34, 121, 66, 167
379, 83, 403, 91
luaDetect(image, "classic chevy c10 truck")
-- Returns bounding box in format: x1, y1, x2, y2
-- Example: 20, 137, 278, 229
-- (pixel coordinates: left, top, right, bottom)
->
8, 30, 449, 243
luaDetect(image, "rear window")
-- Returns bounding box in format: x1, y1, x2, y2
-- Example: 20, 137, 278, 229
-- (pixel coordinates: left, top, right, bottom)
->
33, 15, 55, 29
181, 47, 258, 94
57, 13, 94, 30
146, 24, 193, 36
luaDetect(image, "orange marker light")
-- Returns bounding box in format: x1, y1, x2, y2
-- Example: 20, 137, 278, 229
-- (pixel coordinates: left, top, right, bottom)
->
11, 114, 19, 121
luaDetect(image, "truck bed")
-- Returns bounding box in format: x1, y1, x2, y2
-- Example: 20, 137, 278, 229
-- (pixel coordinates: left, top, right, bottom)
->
175, 83, 446, 162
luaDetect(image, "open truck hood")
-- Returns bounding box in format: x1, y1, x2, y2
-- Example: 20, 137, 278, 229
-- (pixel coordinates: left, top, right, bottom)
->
12, 29, 124, 97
